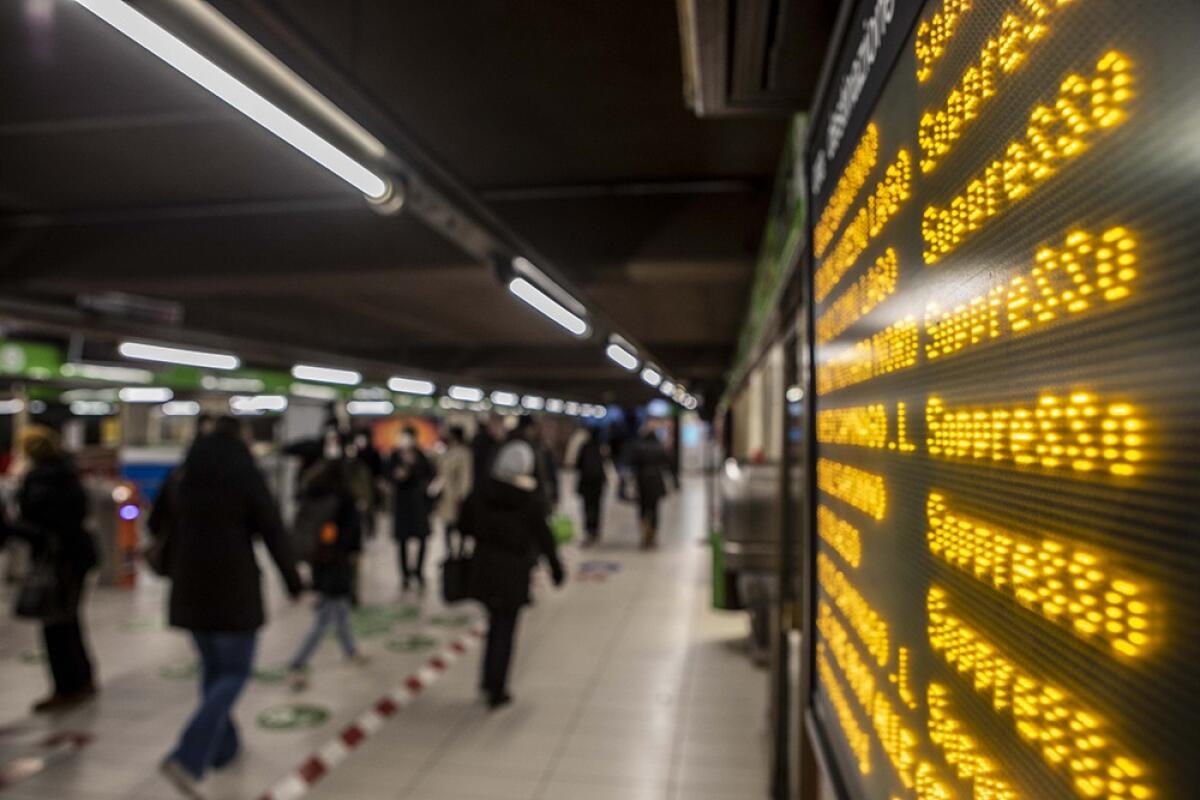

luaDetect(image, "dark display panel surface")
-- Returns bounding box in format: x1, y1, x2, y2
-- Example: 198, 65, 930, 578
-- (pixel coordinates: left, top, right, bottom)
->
807, 2, 1200, 799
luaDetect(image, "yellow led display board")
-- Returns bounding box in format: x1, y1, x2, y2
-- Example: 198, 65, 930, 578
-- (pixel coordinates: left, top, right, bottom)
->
805, 1, 1200, 798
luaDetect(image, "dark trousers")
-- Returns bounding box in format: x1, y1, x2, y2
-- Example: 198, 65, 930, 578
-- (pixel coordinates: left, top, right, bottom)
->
42, 615, 94, 695
580, 490, 603, 539
398, 536, 427, 582
481, 607, 521, 697
172, 632, 256, 779
638, 496, 660, 531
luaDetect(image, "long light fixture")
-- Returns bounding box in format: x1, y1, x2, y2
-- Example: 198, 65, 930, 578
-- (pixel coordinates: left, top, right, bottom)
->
490, 391, 519, 407
290, 382, 339, 401
0, 399, 24, 415
162, 400, 201, 417
388, 376, 436, 396
521, 395, 545, 411
70, 400, 115, 416
660, 381, 676, 397
545, 398, 564, 413
508, 277, 589, 337
230, 394, 288, 415
448, 385, 484, 403
347, 400, 394, 416
605, 340, 639, 372
640, 365, 662, 387
291, 364, 361, 386
119, 341, 239, 370
564, 401, 581, 416
72, 0, 390, 201
119, 386, 174, 403
61, 362, 153, 384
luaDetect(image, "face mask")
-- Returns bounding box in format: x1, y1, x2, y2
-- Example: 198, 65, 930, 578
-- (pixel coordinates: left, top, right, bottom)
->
324, 439, 342, 460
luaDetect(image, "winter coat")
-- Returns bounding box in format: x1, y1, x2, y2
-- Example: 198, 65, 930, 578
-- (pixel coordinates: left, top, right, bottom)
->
2, 458, 97, 575
434, 443, 473, 523
149, 432, 302, 632
470, 430, 499, 492
388, 448, 433, 539
630, 434, 671, 504
459, 479, 563, 611
309, 494, 362, 598
576, 441, 608, 497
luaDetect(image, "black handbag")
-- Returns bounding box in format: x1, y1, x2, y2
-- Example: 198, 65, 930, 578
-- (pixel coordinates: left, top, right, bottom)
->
15, 556, 78, 623
440, 539, 475, 604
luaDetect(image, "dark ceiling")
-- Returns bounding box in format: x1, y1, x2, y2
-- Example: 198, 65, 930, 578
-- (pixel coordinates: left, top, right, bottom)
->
0, 0, 829, 403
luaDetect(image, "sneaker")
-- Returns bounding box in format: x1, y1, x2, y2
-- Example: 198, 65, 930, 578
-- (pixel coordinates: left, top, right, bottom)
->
288, 667, 309, 692
160, 757, 206, 799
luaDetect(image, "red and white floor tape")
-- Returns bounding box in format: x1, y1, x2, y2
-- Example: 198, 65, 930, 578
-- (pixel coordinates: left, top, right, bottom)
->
258, 624, 485, 800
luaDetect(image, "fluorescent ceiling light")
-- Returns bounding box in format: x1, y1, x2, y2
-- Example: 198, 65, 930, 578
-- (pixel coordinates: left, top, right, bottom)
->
70, 400, 115, 416
72, 0, 390, 200
564, 401, 581, 416
605, 342, 638, 372
448, 385, 484, 403
660, 381, 675, 396
508, 277, 589, 337
119, 341, 239, 370
641, 366, 662, 387
230, 394, 288, 415
545, 398, 564, 413
162, 400, 201, 417
201, 375, 264, 392
119, 386, 173, 403
388, 376, 435, 396
491, 391, 518, 407
347, 400, 394, 416
61, 362, 153, 384
521, 395, 545, 410
290, 382, 339, 401
0, 399, 24, 415
353, 386, 390, 400
511, 258, 587, 314
591, 405, 608, 419
786, 386, 804, 403
291, 364, 361, 386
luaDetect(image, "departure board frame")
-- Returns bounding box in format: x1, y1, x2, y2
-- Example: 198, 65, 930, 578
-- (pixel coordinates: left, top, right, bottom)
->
800, 2, 1200, 800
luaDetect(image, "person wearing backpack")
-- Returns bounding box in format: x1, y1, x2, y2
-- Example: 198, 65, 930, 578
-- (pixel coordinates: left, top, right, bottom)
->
0, 425, 98, 713
287, 456, 368, 691
148, 417, 303, 798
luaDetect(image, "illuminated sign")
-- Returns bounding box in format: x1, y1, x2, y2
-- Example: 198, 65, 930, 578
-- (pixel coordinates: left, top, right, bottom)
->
806, 1, 1200, 798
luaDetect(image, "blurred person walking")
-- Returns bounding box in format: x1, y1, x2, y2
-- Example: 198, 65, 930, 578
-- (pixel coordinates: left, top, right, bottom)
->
433, 426, 473, 552
287, 456, 367, 690
459, 441, 564, 709
630, 427, 671, 549
575, 428, 611, 547
509, 416, 559, 514
0, 426, 98, 712
148, 417, 302, 798
388, 426, 434, 591
470, 415, 504, 491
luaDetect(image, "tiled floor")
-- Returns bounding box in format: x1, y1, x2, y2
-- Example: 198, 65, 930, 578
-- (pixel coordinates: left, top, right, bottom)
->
0, 473, 769, 799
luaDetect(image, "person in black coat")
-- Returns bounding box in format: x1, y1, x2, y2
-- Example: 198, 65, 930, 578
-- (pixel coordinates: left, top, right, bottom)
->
470, 415, 503, 492
149, 417, 302, 796
459, 441, 565, 709
630, 428, 671, 549
0, 425, 98, 713
287, 457, 367, 689
387, 426, 434, 590
509, 415, 559, 514
575, 429, 611, 547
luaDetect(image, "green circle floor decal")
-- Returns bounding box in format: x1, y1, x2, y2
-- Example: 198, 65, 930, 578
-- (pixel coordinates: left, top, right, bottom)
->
118, 615, 164, 633
387, 633, 438, 653
159, 661, 199, 680
19, 649, 46, 665
429, 613, 472, 627
256, 703, 330, 731
253, 666, 288, 684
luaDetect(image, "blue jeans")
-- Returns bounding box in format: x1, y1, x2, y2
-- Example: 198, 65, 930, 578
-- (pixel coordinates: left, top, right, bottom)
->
290, 597, 356, 669
171, 632, 256, 779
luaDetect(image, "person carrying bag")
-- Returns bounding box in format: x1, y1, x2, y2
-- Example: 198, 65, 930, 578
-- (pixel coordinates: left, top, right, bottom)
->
1, 426, 99, 713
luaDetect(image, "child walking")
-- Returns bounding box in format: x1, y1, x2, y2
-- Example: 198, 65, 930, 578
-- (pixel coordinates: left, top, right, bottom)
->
289, 456, 368, 690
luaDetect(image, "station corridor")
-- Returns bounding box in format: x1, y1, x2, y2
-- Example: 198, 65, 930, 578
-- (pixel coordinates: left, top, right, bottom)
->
0, 476, 769, 799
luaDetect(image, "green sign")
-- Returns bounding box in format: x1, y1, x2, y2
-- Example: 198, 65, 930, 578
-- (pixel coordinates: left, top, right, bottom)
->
0, 339, 62, 381
256, 703, 330, 731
